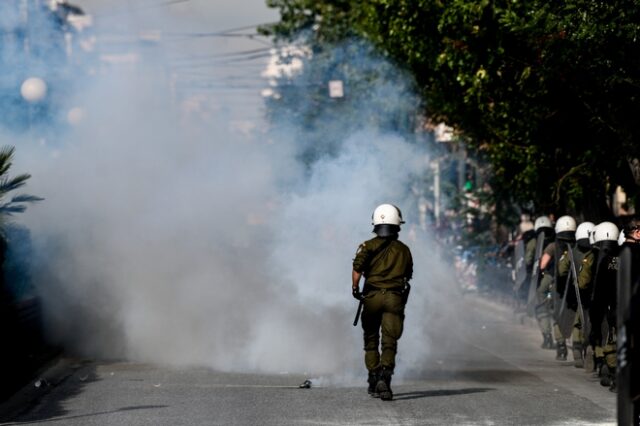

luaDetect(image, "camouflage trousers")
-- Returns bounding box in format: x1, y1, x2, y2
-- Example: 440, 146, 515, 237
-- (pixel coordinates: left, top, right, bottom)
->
361, 288, 405, 372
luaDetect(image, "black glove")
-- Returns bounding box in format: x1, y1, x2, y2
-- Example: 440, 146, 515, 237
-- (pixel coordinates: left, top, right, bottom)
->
352, 287, 363, 300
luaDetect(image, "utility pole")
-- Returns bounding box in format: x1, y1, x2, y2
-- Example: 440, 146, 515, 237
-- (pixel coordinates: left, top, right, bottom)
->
20, 0, 30, 57
432, 122, 454, 229
432, 159, 441, 228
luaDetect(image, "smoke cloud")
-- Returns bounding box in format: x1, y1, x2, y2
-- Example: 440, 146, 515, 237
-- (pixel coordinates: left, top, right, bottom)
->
4, 4, 462, 382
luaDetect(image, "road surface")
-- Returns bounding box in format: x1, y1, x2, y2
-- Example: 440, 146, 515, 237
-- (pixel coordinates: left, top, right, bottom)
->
0, 295, 616, 425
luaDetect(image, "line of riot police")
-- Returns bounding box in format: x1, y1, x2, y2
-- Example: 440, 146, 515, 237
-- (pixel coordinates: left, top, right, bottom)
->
513, 215, 639, 425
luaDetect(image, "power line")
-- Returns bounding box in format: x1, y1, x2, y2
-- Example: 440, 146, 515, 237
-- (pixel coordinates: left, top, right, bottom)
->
172, 52, 272, 67
171, 47, 272, 62
163, 33, 273, 47
213, 23, 278, 35
162, 22, 277, 37
95, 31, 274, 48
169, 57, 272, 70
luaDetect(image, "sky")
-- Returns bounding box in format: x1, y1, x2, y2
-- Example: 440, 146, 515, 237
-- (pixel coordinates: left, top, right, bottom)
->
78, 0, 280, 33
72, 0, 281, 123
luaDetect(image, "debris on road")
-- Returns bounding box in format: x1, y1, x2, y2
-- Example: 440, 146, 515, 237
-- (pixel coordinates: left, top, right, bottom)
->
298, 379, 312, 389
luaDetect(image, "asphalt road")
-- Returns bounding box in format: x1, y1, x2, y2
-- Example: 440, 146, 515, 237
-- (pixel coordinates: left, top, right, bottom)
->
0, 295, 616, 426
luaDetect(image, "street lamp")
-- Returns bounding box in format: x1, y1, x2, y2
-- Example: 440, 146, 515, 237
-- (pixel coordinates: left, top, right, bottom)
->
20, 77, 47, 131
20, 77, 48, 103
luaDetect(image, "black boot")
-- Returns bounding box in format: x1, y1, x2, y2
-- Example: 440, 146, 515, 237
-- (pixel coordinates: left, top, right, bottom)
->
572, 344, 584, 368
540, 333, 548, 349
367, 370, 380, 397
600, 364, 611, 387
593, 357, 604, 378
376, 368, 393, 401
608, 367, 617, 393
541, 333, 554, 350
556, 340, 567, 361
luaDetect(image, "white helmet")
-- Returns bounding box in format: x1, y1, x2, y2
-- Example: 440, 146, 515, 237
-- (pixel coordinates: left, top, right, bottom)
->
372, 204, 404, 226
575, 221, 595, 241
534, 216, 552, 231
592, 221, 619, 243
555, 215, 576, 233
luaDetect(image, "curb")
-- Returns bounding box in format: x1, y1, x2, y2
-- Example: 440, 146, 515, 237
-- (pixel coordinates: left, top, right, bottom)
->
0, 355, 81, 422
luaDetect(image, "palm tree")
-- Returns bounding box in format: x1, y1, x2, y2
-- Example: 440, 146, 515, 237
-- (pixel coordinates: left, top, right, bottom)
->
0, 146, 43, 234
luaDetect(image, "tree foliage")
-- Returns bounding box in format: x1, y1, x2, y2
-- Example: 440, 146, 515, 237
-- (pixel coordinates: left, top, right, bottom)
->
0, 146, 43, 232
262, 0, 640, 220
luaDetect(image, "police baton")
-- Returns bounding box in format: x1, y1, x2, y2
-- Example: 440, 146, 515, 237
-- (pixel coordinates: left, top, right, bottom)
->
352, 284, 364, 326
353, 299, 363, 326
566, 245, 586, 326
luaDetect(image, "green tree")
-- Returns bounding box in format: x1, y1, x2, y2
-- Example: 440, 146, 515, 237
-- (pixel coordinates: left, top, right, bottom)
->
0, 146, 43, 232
263, 0, 640, 220
0, 145, 41, 304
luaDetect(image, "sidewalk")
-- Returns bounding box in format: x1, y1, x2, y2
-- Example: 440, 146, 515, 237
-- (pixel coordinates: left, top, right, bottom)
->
0, 297, 61, 403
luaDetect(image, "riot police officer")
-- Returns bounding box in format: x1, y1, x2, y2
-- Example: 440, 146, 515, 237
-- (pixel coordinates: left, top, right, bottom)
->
617, 218, 640, 421
352, 204, 413, 401
589, 221, 620, 391
533, 215, 556, 349
557, 221, 595, 368
543, 215, 576, 361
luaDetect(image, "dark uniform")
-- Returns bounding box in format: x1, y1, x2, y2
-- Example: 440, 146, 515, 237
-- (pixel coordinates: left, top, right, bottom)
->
590, 241, 619, 389
353, 235, 412, 399
618, 229, 640, 423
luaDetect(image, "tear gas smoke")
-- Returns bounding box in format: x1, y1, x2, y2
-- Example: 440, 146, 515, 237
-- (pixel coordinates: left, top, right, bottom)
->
4, 5, 464, 382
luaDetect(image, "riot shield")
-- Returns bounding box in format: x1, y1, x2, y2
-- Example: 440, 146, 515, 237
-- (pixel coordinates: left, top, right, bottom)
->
555, 267, 576, 339
513, 239, 526, 294
590, 245, 618, 352
526, 232, 546, 316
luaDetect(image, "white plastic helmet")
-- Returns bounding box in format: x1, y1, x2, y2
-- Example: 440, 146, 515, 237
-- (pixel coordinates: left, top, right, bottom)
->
372, 204, 405, 226
555, 215, 577, 233
592, 221, 620, 243
534, 216, 552, 231
575, 221, 595, 241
